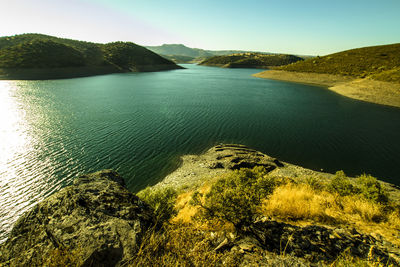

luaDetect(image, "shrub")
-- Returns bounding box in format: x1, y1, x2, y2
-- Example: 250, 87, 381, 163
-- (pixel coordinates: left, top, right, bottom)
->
191, 167, 276, 229
328, 171, 357, 196
305, 176, 325, 191
356, 174, 388, 204
137, 187, 178, 225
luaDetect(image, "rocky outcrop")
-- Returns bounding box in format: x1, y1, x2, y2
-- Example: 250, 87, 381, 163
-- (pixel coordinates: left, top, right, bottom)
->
244, 219, 397, 264
208, 219, 399, 265
0, 170, 154, 266
154, 144, 333, 190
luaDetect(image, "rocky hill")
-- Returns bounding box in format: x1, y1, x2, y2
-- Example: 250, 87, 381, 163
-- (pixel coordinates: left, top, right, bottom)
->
0, 33, 182, 80
199, 53, 304, 69
1, 144, 399, 266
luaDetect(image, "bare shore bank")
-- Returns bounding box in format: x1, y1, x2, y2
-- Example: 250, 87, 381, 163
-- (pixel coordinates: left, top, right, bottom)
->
253, 70, 400, 108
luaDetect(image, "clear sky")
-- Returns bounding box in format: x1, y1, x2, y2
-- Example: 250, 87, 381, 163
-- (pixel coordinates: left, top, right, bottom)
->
1, 0, 399, 55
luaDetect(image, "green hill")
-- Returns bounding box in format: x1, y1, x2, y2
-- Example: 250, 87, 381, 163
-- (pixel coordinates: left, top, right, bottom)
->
278, 43, 400, 83
0, 33, 182, 79
0, 40, 85, 68
199, 53, 304, 68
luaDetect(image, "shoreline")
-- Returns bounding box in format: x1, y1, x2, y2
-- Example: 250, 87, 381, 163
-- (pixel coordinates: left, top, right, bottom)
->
0, 64, 184, 80
154, 143, 400, 202
253, 70, 400, 108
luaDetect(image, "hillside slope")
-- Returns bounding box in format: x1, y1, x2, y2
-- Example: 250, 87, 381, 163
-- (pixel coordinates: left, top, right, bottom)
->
0, 33, 182, 79
254, 43, 400, 107
279, 43, 400, 82
199, 53, 304, 69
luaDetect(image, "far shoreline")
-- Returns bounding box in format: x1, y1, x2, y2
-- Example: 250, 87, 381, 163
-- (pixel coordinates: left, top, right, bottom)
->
253, 70, 400, 108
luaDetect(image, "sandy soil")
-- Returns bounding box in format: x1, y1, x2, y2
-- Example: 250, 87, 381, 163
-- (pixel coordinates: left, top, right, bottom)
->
253, 70, 400, 108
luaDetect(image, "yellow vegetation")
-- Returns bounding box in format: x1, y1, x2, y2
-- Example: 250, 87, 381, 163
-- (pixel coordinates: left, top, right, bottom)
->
261, 183, 400, 246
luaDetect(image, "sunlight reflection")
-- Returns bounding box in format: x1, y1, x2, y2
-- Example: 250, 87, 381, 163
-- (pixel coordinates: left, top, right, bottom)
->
0, 81, 30, 172
0, 81, 33, 243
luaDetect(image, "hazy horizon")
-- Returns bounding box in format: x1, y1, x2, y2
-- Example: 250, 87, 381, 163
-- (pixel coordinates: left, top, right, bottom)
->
1, 0, 400, 56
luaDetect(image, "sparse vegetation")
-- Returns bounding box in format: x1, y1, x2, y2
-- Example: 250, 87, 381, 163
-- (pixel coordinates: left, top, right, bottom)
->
132, 166, 400, 266
278, 43, 400, 83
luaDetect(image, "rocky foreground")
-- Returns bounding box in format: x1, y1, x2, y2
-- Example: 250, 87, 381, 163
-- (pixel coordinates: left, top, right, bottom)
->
0, 170, 154, 266
1, 144, 400, 266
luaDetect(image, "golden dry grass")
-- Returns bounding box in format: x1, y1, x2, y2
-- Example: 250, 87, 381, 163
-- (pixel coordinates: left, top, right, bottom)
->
125, 223, 240, 267
261, 183, 400, 246
172, 183, 236, 232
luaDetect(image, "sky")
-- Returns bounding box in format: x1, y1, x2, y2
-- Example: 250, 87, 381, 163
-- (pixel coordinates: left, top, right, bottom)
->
1, 0, 399, 55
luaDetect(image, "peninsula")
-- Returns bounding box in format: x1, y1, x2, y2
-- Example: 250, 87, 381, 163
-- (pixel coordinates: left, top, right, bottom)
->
253, 43, 400, 108
0, 34, 182, 80
199, 53, 304, 69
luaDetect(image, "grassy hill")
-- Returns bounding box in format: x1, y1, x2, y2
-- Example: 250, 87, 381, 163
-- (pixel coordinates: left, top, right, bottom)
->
279, 43, 400, 83
0, 33, 181, 79
199, 53, 304, 68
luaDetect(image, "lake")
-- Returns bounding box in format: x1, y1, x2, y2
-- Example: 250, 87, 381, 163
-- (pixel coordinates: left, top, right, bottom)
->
0, 64, 399, 242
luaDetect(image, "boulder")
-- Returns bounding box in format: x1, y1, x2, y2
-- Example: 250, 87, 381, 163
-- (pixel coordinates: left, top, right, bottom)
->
0, 170, 154, 266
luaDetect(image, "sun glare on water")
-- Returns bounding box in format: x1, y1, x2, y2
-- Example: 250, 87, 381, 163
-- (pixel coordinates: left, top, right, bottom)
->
0, 81, 35, 243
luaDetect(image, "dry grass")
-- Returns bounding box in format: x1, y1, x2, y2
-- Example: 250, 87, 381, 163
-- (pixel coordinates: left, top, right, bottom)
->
261, 183, 400, 246
172, 184, 236, 232
124, 223, 240, 267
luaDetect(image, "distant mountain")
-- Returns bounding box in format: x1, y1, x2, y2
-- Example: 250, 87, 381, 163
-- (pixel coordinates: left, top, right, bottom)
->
146, 44, 214, 58
199, 53, 304, 69
277, 43, 400, 83
145, 44, 273, 63
0, 33, 182, 80
160, 54, 197, 64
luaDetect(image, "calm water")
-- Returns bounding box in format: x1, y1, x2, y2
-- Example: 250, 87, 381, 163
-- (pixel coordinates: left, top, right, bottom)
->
1, 64, 400, 242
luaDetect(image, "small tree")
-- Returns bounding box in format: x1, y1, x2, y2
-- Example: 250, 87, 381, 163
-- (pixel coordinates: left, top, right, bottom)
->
356, 174, 388, 204
328, 171, 357, 196
137, 187, 178, 225
191, 167, 276, 229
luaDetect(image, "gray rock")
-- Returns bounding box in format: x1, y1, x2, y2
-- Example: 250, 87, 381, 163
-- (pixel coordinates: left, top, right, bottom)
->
244, 219, 398, 265
0, 170, 154, 266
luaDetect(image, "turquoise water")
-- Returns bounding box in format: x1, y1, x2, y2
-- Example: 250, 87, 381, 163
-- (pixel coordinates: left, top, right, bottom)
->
0, 64, 400, 241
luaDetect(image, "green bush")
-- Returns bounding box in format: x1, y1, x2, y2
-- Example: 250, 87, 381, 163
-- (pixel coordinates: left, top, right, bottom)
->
328, 171, 357, 196
191, 167, 276, 229
137, 187, 178, 225
356, 174, 388, 204
305, 176, 325, 191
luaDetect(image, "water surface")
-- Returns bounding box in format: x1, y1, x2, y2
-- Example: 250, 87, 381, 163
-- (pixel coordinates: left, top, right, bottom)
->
1, 64, 399, 242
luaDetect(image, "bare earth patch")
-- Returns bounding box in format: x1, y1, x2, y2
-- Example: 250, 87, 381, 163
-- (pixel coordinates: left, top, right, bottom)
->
253, 70, 400, 108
